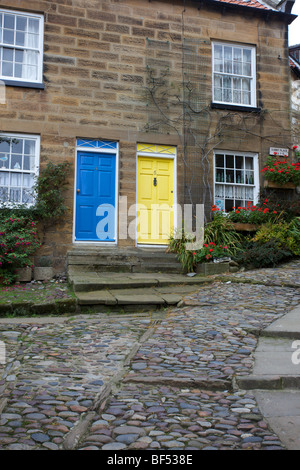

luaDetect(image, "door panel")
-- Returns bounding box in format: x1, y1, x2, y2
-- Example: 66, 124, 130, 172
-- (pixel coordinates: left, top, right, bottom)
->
75, 151, 116, 242
137, 156, 174, 244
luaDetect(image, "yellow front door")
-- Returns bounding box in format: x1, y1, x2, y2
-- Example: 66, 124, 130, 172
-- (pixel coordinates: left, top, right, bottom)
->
137, 156, 174, 244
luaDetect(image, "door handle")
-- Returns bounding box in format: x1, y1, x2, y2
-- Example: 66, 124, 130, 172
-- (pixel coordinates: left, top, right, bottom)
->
77, 189, 80, 194
153, 177, 157, 186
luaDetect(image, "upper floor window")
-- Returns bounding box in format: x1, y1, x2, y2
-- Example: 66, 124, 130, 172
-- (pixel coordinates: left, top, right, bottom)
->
0, 9, 43, 85
0, 133, 40, 206
212, 42, 256, 108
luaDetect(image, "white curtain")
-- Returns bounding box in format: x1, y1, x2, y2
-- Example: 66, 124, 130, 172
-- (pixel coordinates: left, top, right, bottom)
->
24, 18, 39, 81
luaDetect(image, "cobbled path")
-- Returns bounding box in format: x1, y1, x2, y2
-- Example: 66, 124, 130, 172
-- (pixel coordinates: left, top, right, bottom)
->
1, 260, 300, 450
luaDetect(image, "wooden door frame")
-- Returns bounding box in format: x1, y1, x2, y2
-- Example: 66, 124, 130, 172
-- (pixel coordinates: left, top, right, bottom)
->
73, 140, 119, 245
136, 148, 177, 247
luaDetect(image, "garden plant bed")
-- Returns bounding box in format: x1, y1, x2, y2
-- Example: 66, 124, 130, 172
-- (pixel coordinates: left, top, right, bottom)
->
0, 280, 77, 317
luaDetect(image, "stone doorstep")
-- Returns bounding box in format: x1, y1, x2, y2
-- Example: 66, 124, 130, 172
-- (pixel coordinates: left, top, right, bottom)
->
69, 273, 213, 292
75, 288, 183, 306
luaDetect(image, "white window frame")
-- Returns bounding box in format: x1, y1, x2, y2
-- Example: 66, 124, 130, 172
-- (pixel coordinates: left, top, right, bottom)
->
212, 41, 256, 108
213, 151, 259, 213
0, 132, 40, 207
0, 8, 44, 85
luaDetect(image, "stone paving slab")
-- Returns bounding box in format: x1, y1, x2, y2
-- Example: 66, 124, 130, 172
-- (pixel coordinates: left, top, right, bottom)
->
253, 390, 300, 450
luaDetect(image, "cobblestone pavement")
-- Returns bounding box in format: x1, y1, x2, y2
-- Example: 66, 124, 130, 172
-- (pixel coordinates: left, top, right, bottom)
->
1, 260, 300, 451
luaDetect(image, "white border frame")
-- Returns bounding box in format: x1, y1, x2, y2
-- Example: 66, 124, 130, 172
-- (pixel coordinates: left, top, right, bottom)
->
136, 147, 177, 247
213, 150, 260, 211
212, 41, 256, 108
0, 131, 40, 207
73, 140, 119, 245
0, 8, 44, 84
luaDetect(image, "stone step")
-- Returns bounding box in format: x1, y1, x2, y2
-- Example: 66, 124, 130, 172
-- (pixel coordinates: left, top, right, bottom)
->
76, 288, 183, 307
71, 273, 213, 312
69, 273, 212, 292
67, 247, 184, 274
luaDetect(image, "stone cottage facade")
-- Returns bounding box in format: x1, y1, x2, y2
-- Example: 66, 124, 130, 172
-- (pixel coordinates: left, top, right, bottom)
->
0, 0, 297, 274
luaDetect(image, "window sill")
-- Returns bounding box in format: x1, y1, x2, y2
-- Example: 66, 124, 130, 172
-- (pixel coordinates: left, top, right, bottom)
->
211, 102, 261, 113
1, 79, 45, 90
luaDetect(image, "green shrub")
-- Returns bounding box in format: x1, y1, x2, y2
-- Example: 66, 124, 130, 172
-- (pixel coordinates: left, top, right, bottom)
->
233, 240, 294, 269
0, 215, 40, 285
204, 211, 241, 254
167, 228, 195, 272
252, 218, 300, 256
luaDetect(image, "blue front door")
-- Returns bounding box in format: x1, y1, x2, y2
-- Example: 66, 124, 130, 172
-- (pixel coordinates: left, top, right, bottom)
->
75, 151, 116, 242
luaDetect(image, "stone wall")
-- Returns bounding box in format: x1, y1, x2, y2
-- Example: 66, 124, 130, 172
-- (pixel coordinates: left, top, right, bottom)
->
0, 0, 293, 273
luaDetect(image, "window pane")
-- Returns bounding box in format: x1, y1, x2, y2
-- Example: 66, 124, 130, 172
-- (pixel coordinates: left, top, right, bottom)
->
216, 154, 224, 167
16, 31, 25, 46
22, 188, 33, 204
233, 48, 242, 75
15, 49, 24, 62
3, 29, 14, 44
10, 172, 21, 186
223, 76, 232, 102
245, 157, 253, 169
0, 136, 10, 153
10, 188, 21, 202
11, 154, 22, 170
16, 16, 27, 32
224, 47, 232, 73
4, 14, 14, 29
23, 155, 35, 171
226, 155, 234, 168
26, 33, 39, 49
0, 171, 8, 185
22, 173, 34, 187
0, 187, 8, 201
14, 62, 22, 77
24, 140, 36, 155
28, 18, 39, 34
3, 48, 13, 61
11, 139, 23, 154
2, 61, 13, 76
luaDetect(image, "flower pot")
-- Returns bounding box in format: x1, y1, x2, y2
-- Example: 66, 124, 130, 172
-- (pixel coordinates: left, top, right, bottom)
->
16, 267, 32, 282
197, 262, 230, 275
34, 267, 54, 281
264, 180, 297, 189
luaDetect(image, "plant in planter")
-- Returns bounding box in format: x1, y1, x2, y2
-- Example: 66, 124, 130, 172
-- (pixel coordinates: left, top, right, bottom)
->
227, 200, 281, 226
34, 255, 54, 281
194, 243, 232, 274
261, 155, 300, 186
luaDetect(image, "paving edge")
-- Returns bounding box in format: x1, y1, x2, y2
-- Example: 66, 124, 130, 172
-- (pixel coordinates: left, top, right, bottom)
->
235, 375, 300, 390
123, 375, 233, 391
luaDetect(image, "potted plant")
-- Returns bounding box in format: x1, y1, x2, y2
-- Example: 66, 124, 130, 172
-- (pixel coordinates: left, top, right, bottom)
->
194, 243, 231, 275
34, 256, 54, 281
226, 201, 278, 230
261, 154, 300, 188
